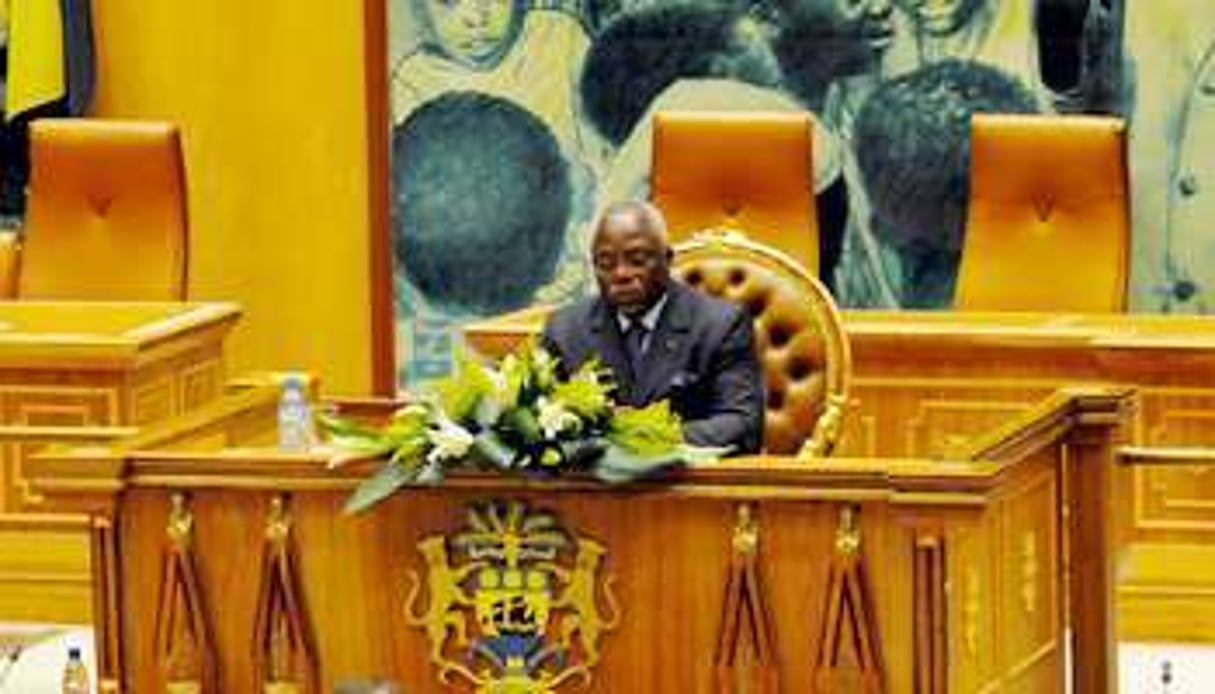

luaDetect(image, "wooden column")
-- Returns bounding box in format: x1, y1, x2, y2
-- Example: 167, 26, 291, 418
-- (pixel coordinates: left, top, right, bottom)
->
1065, 390, 1130, 694
912, 530, 946, 694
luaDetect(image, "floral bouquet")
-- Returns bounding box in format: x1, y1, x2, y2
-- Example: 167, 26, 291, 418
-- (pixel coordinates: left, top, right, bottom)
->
323, 343, 725, 513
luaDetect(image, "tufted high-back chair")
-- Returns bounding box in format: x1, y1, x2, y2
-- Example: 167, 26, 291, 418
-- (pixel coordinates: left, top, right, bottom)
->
953, 114, 1128, 312
15, 119, 189, 300
673, 230, 850, 458
653, 111, 820, 276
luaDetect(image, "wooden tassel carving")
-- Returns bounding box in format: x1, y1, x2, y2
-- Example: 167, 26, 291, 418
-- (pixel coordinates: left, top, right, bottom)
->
252, 495, 319, 694
154, 493, 218, 693
714, 502, 779, 693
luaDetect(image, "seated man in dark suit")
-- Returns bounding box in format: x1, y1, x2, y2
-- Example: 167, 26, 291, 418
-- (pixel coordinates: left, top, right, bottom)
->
542, 201, 764, 453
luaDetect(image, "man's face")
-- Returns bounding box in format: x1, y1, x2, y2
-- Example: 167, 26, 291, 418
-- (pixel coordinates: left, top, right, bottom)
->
591, 213, 670, 317
896, 0, 987, 37
423, 0, 518, 68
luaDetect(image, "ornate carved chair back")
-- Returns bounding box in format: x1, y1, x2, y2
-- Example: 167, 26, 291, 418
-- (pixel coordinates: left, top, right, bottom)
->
673, 230, 851, 458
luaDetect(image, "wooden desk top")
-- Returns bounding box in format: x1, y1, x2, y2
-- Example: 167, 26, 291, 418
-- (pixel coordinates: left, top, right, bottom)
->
25, 387, 1127, 509
0, 301, 240, 368
464, 306, 1215, 357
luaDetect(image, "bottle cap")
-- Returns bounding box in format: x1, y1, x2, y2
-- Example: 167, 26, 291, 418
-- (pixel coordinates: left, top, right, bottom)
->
281, 372, 306, 389
68, 646, 81, 658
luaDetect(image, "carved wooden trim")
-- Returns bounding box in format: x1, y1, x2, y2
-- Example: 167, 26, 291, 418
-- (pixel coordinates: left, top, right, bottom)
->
154, 492, 219, 692
811, 505, 885, 693
252, 494, 319, 693
912, 530, 946, 694
91, 515, 123, 690
714, 503, 778, 692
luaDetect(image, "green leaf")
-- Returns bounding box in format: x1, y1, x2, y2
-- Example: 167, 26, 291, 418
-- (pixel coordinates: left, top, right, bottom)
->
344, 460, 422, 514
388, 437, 429, 466
433, 350, 495, 424
383, 408, 429, 441
608, 401, 684, 455
415, 460, 445, 485
328, 434, 395, 459
559, 437, 607, 468
471, 430, 517, 469
551, 360, 613, 419
319, 412, 381, 439
593, 444, 685, 484
499, 406, 543, 446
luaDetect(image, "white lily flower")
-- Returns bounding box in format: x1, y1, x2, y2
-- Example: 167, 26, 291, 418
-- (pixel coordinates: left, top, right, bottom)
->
537, 396, 580, 439
425, 416, 475, 464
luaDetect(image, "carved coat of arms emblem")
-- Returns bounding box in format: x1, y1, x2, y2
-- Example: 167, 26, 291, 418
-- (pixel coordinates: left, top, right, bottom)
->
405, 500, 619, 691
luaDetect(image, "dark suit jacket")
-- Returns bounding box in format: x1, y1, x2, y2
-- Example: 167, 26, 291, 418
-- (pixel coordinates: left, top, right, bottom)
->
541, 281, 764, 453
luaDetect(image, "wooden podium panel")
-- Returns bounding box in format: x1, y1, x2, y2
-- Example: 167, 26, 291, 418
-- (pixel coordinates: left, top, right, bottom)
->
0, 301, 240, 510
26, 389, 1127, 694
840, 311, 1215, 457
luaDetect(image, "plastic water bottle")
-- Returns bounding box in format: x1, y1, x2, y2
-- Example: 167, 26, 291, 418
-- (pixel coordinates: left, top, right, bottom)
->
61, 646, 89, 694
278, 374, 314, 452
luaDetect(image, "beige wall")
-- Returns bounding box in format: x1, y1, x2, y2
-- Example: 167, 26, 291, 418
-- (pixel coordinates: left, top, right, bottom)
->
91, 1, 377, 395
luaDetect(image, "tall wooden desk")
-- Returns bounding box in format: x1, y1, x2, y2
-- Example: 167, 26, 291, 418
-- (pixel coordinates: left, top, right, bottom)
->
26, 389, 1127, 693
0, 301, 240, 634
843, 312, 1215, 642
466, 308, 1215, 641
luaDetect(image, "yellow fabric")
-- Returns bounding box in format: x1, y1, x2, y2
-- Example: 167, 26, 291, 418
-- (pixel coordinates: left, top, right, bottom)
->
652, 111, 821, 277
6, 0, 65, 119
954, 114, 1130, 312
19, 119, 189, 300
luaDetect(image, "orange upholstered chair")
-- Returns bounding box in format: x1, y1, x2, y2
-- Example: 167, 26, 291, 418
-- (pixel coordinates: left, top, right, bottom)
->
9, 119, 189, 300
953, 114, 1129, 312
673, 230, 850, 457
652, 111, 820, 276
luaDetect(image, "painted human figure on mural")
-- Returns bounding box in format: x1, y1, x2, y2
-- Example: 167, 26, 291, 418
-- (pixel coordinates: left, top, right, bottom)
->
886, 0, 1034, 73
884, 0, 1116, 111
388, 0, 602, 382
853, 59, 1039, 307
579, 3, 849, 287
767, 0, 905, 305
769, 0, 897, 113
391, 92, 575, 380
390, 0, 604, 168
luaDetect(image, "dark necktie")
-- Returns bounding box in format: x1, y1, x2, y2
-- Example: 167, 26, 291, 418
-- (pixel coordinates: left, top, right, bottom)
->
624, 321, 648, 372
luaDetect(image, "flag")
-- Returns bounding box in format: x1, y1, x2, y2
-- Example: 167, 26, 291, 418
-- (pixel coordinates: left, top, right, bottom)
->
5, 0, 94, 120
